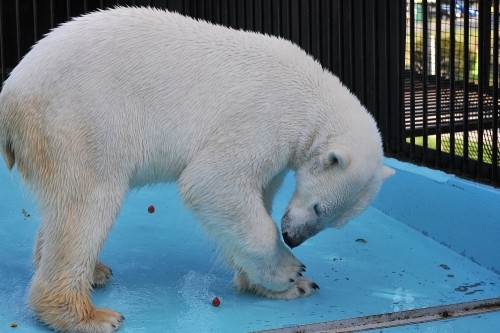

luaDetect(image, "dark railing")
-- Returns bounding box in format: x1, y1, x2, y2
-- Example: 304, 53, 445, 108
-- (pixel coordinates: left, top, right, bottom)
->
0, 1, 498, 186
405, 0, 499, 185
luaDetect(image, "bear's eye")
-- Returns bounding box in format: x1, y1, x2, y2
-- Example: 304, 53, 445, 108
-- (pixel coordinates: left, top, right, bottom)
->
313, 204, 321, 216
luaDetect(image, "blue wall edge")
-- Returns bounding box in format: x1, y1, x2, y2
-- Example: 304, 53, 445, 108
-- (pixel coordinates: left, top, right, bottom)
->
373, 158, 500, 274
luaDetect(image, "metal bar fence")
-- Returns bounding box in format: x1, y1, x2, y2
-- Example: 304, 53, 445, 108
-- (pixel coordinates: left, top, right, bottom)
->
0, 0, 498, 186
405, 0, 499, 185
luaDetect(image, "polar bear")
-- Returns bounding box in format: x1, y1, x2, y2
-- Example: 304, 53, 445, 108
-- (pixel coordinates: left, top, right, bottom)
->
0, 7, 393, 333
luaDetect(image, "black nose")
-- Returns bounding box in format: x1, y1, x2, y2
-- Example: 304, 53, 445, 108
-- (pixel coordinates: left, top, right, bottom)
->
282, 232, 298, 248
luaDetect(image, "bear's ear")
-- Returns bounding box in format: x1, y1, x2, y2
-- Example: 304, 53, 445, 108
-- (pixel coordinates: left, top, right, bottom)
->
382, 165, 395, 180
321, 149, 350, 170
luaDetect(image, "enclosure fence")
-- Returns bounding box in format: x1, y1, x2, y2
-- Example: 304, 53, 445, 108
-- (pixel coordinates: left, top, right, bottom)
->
406, 0, 499, 186
0, 0, 498, 186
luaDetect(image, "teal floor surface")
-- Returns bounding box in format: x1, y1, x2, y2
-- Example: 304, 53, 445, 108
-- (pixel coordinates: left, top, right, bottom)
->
1, 165, 499, 332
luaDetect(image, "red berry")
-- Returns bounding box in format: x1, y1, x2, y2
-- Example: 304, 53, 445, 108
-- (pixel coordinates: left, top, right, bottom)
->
148, 205, 155, 213
211, 297, 220, 307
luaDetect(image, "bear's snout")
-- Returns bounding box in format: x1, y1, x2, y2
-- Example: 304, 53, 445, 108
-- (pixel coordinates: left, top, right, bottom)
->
281, 212, 298, 248
282, 231, 301, 248
281, 211, 310, 248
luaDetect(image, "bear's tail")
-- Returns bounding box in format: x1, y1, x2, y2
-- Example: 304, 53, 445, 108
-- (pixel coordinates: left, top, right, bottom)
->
0, 104, 16, 170
2, 137, 16, 170
0, 93, 16, 170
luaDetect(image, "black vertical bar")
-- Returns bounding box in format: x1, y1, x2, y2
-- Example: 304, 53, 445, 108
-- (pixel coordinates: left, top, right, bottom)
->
203, 0, 212, 22
476, 0, 486, 174
357, 1, 368, 105
330, 0, 341, 77
0, 0, 5, 83
340, 0, 351, 88
346, 0, 354, 89
359, 0, 366, 106
299, 0, 309, 52
463, 0, 470, 173
205, 0, 211, 21
33, 0, 38, 42
168, 0, 183, 13
182, 0, 188, 15
337, 0, 344, 79
493, 0, 499, 183
272, 0, 280, 36
190, 0, 197, 18
396, 0, 406, 154
290, 0, 300, 45
228, 0, 237, 29
49, 0, 55, 28
237, 0, 245, 29
190, 0, 196, 16
435, 0, 442, 165
254, 0, 262, 32
310, 0, 320, 61
262, 0, 272, 35
211, 0, 219, 23
422, 0, 429, 159
409, 0, 416, 158
192, 0, 199, 18
353, 0, 365, 104
378, 0, 388, 147
380, 0, 390, 149
449, 0, 456, 168
365, 0, 378, 120
15, 0, 21, 62
245, 0, 254, 31
388, 0, 404, 154
320, 0, 331, 70
280, 0, 290, 39
220, 0, 229, 27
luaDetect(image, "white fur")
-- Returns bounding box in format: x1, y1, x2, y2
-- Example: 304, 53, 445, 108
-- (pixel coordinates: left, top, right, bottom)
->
0, 7, 393, 332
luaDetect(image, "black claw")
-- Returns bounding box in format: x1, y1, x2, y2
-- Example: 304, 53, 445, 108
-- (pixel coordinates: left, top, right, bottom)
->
119, 316, 125, 323
289, 278, 295, 283
311, 282, 320, 290
110, 269, 113, 276
298, 287, 306, 295
300, 264, 306, 272
297, 272, 302, 277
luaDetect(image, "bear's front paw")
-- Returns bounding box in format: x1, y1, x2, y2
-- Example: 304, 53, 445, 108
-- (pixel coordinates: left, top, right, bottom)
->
235, 270, 319, 300
233, 243, 318, 299
269, 276, 320, 299
243, 244, 306, 292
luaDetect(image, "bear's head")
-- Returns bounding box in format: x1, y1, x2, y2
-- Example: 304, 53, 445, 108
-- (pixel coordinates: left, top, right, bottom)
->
281, 138, 394, 248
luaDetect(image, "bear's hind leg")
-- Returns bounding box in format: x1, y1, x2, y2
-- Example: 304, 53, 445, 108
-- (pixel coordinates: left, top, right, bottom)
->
34, 228, 112, 287
30, 180, 126, 332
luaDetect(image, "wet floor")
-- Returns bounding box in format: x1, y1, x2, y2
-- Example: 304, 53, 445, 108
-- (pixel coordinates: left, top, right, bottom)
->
1, 161, 499, 332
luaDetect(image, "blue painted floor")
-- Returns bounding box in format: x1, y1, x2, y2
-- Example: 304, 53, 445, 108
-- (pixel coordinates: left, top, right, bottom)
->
1, 166, 499, 332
